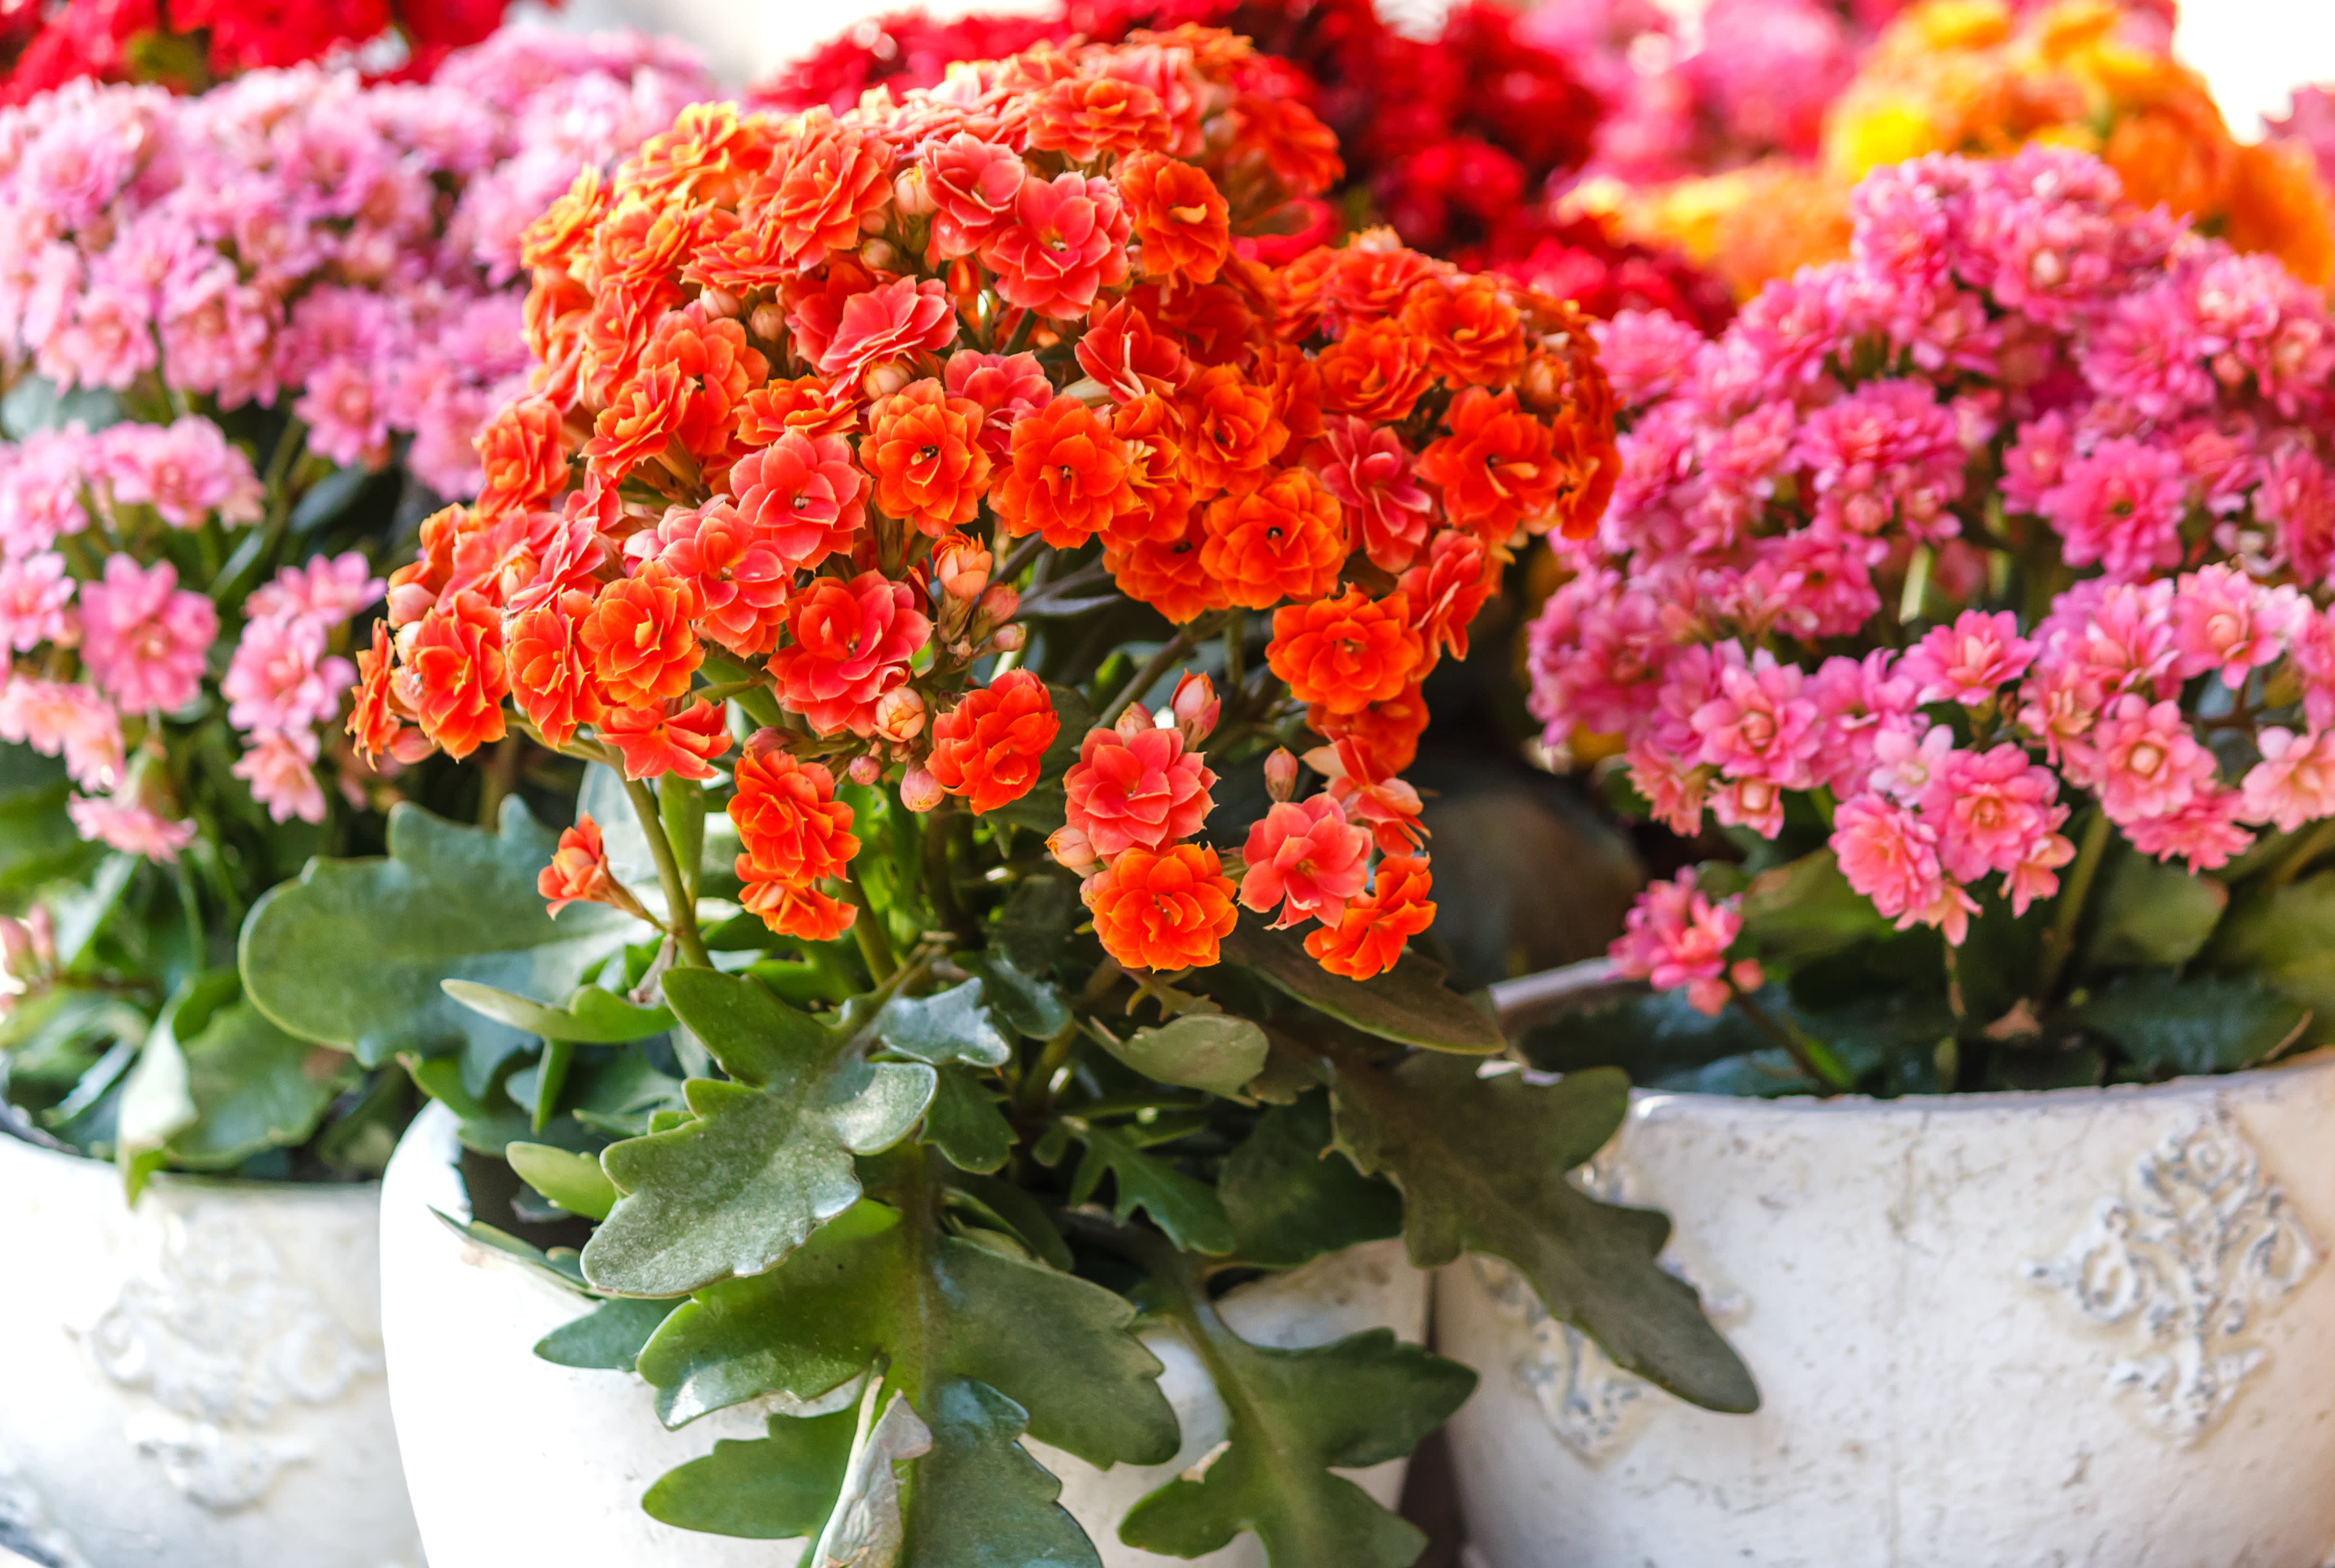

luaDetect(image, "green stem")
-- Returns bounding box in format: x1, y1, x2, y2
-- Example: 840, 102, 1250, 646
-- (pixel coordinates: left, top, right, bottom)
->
622, 776, 711, 970
2261, 816, 2335, 892
1730, 982, 1854, 1093
921, 804, 976, 949
844, 865, 897, 981
2035, 807, 2112, 1004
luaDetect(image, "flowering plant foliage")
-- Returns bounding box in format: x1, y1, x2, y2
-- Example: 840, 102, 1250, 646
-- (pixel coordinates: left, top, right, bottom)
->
240, 27, 1753, 1563
0, 32, 712, 1188
1528, 146, 2335, 1097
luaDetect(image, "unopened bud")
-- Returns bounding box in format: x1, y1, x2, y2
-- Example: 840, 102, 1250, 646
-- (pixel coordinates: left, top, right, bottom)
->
974, 583, 1020, 629
701, 286, 742, 319
1114, 702, 1154, 741
1518, 353, 1562, 412
0, 917, 32, 979
1264, 747, 1299, 803
931, 535, 992, 603
848, 753, 883, 786
1169, 672, 1218, 748
860, 238, 897, 271
861, 206, 890, 234
863, 360, 911, 399
1048, 824, 1101, 875
894, 167, 937, 217
385, 581, 437, 628
874, 686, 927, 743
749, 303, 787, 341
989, 623, 1027, 652
743, 726, 787, 761
900, 766, 944, 813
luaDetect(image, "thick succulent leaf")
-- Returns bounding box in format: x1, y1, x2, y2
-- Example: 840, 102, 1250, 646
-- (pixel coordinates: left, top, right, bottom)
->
1222, 922, 1501, 1054
442, 981, 674, 1045
1068, 1121, 1235, 1254
2087, 852, 2228, 970
993, 876, 1081, 975
2212, 870, 2335, 1026
1097, 1014, 1268, 1095
1330, 1054, 1757, 1413
1119, 1303, 1473, 1568
923, 1066, 1014, 1174
903, 1379, 1101, 1568
1221, 1096, 1403, 1268
433, 1210, 590, 1295
959, 952, 1072, 1038
239, 800, 642, 1082
641, 1407, 857, 1539
507, 1141, 617, 1220
0, 744, 101, 894
534, 1296, 681, 1371
166, 1001, 356, 1171
2073, 974, 2308, 1074
636, 1196, 1177, 1468
877, 979, 1014, 1067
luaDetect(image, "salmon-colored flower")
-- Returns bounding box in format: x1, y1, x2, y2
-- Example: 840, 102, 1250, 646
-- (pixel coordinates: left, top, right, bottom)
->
1240, 794, 1372, 928
589, 193, 697, 294
740, 879, 860, 942
506, 590, 607, 750
769, 570, 929, 736
1235, 94, 1343, 197
1322, 243, 1442, 323
404, 588, 508, 760
1305, 733, 1427, 853
539, 815, 619, 918
923, 133, 1027, 259
1027, 76, 1173, 160
1121, 152, 1231, 284
520, 165, 608, 277
1201, 467, 1347, 609
1417, 386, 1560, 540
602, 697, 731, 782
1179, 364, 1288, 495
583, 360, 687, 477
815, 276, 957, 384
1102, 393, 1193, 550
1105, 510, 1229, 624
1268, 587, 1424, 715
1309, 680, 1431, 776
1255, 342, 1324, 447
737, 376, 860, 444
731, 744, 859, 887
1399, 530, 1499, 667
1075, 299, 1190, 403
647, 307, 768, 460
1085, 842, 1238, 971
579, 560, 704, 710
348, 620, 423, 764
983, 172, 1130, 321
943, 350, 1052, 464
926, 668, 1060, 814
750, 108, 893, 267
1304, 855, 1435, 979
1317, 317, 1435, 424
475, 396, 569, 520
996, 395, 1133, 548
654, 499, 792, 659
865, 379, 992, 536
1308, 415, 1434, 573
1064, 722, 1215, 856
730, 430, 867, 572
1402, 278, 1527, 388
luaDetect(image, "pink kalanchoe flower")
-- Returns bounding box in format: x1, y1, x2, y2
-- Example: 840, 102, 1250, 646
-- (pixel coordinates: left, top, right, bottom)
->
1689, 642, 1821, 790
1238, 795, 1373, 930
1792, 378, 1965, 541
1063, 723, 1216, 859
0, 553, 77, 652
1900, 610, 2037, 706
1868, 721, 1955, 806
922, 134, 1028, 259
2255, 445, 2335, 589
943, 350, 1052, 464
982, 172, 1131, 321
2122, 785, 2252, 873
79, 555, 216, 714
1309, 416, 1434, 574
1831, 792, 1951, 933
2079, 694, 2216, 824
223, 615, 355, 736
815, 276, 958, 384
1917, 743, 2068, 886
232, 729, 327, 825
2042, 438, 2189, 582
0, 674, 122, 790
0, 429, 93, 560
248, 552, 385, 627
101, 417, 264, 528
730, 431, 868, 573
1807, 649, 1918, 797
1591, 309, 1705, 409
2170, 565, 2305, 688
66, 794, 195, 862
2240, 728, 2335, 834
1608, 868, 1756, 1017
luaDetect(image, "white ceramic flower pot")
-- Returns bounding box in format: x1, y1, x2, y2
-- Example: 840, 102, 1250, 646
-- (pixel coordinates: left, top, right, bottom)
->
380, 1101, 1428, 1568
0, 1128, 421, 1568
1437, 1053, 2335, 1568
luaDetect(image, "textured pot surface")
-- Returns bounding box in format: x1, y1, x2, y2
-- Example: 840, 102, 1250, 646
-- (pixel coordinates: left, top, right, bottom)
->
1439, 1053, 2335, 1568
382, 1102, 1426, 1568
0, 1129, 420, 1568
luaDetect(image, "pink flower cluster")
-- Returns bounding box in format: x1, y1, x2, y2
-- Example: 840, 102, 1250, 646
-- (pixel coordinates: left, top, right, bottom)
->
224, 553, 384, 823
0, 28, 713, 497
1527, 149, 2335, 1001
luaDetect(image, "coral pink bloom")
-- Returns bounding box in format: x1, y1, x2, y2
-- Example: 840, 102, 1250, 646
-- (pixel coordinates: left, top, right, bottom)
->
1608, 867, 1751, 1016
0, 673, 121, 790
2241, 728, 2335, 834
923, 134, 1028, 259
1308, 415, 1434, 573
1063, 723, 1216, 858
654, 499, 792, 659
1900, 610, 2037, 705
0, 552, 76, 652
2042, 438, 2189, 582
601, 698, 731, 782
2005, 828, 2078, 917
103, 416, 262, 528
1688, 642, 1820, 790
731, 430, 867, 572
67, 795, 195, 862
79, 555, 216, 713
1832, 791, 1959, 934
232, 729, 326, 825
1868, 721, 1954, 805
1917, 744, 2067, 885
1238, 795, 1373, 929
981, 172, 1130, 320
223, 615, 353, 736
768, 571, 930, 737
2082, 694, 2215, 824
943, 350, 1052, 463
249, 552, 384, 626
2171, 566, 2304, 688
815, 276, 957, 383
2124, 786, 2253, 873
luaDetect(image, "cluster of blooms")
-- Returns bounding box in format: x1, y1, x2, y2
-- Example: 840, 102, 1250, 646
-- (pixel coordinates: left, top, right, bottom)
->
0, 0, 522, 106
354, 27, 1619, 982
758, 0, 1731, 330
1554, 0, 2332, 303
1526, 147, 2335, 1007
0, 28, 714, 498
0, 418, 380, 853
2270, 84, 2335, 197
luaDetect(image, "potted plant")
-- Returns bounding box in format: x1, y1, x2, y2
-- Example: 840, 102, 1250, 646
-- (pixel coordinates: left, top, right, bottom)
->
238, 28, 1757, 1568
0, 32, 713, 1568
1472, 144, 2335, 1565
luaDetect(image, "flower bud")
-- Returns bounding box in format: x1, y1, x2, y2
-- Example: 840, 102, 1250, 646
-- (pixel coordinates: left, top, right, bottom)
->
931, 535, 992, 604
385, 581, 437, 628
894, 166, 936, 216
900, 765, 944, 812
860, 237, 897, 271
1264, 746, 1299, 803
989, 623, 1027, 652
1729, 958, 1766, 994
744, 726, 788, 760
1169, 672, 1219, 748
0, 917, 33, 980
874, 686, 927, 743
1048, 824, 1101, 875
863, 360, 911, 399
701, 286, 742, 319
749, 303, 787, 341
1518, 353, 1563, 413
974, 583, 1019, 628
848, 753, 883, 785
861, 206, 890, 234
1114, 702, 1154, 740
25, 906, 53, 967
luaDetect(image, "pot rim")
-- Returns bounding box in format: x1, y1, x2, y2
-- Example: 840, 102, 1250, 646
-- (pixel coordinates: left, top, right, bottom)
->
1621, 1044, 2335, 1121
0, 1120, 382, 1201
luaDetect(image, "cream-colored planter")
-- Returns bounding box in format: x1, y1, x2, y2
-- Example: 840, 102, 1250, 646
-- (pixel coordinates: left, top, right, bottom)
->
1438, 1054, 2335, 1568
381, 1101, 1426, 1568
0, 1128, 421, 1568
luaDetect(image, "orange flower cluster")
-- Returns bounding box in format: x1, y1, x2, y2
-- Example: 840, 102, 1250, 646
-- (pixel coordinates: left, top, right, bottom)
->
349, 26, 1621, 980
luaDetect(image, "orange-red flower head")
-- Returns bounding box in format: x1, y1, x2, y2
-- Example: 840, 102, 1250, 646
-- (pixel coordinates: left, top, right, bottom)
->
926, 668, 1060, 815
866, 379, 993, 536
1200, 467, 1347, 610
1084, 842, 1238, 972
996, 394, 1134, 548
580, 560, 704, 711
404, 589, 508, 760
1267, 586, 1425, 715
1121, 152, 1231, 284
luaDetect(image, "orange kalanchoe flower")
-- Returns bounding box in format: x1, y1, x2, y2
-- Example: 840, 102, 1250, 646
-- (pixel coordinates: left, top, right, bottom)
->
768, 571, 929, 736
1120, 152, 1231, 285
1268, 586, 1425, 715
865, 380, 993, 535
732, 743, 861, 885
1101, 393, 1194, 550
1418, 385, 1562, 540
348, 621, 422, 764
737, 376, 861, 444
505, 591, 607, 749
579, 559, 704, 710
1308, 680, 1431, 775
730, 430, 868, 573
751, 108, 894, 267
741, 879, 861, 942
1402, 278, 1527, 388
1027, 76, 1175, 161
1085, 842, 1239, 972
1305, 855, 1435, 980
1179, 364, 1287, 495
1234, 94, 1343, 198
475, 396, 570, 520
403, 589, 508, 760
1107, 512, 1228, 625
602, 697, 731, 782
996, 395, 1134, 548
1317, 317, 1436, 424
1201, 467, 1347, 609
539, 815, 623, 917
520, 166, 609, 277
642, 307, 768, 460
1400, 531, 1501, 667
926, 669, 1061, 814
585, 360, 689, 475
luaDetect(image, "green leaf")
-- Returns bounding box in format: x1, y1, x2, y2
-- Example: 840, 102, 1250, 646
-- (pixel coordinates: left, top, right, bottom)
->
239, 801, 642, 1083
166, 1002, 356, 1171
0, 745, 101, 894
923, 1066, 1014, 1174
993, 876, 1081, 976
1120, 1274, 1473, 1568
2209, 870, 2335, 1028
643, 1407, 857, 1539
1736, 850, 1893, 967
903, 1379, 1101, 1568
535, 1296, 681, 1371
876, 979, 1013, 1068
441, 981, 674, 1045
1097, 1014, 1268, 1095
946, 1173, 1073, 1272
2072, 974, 2308, 1075
1222, 921, 1502, 1055
434, 1209, 590, 1295
507, 1141, 618, 1221
636, 1192, 1177, 1468
1330, 1054, 1757, 1414
1221, 1096, 1403, 1268
959, 951, 1072, 1039
1067, 1119, 1235, 1254
2086, 851, 2228, 970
